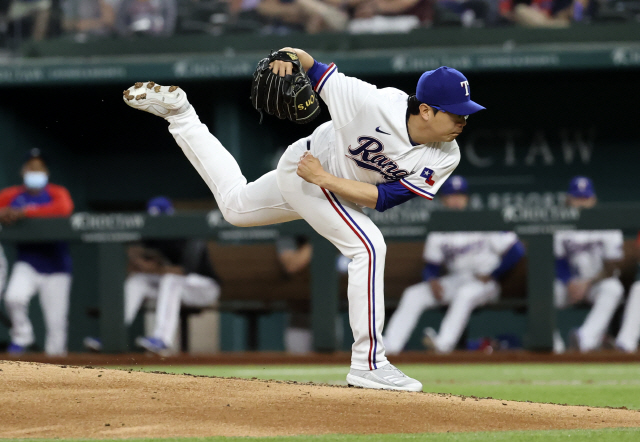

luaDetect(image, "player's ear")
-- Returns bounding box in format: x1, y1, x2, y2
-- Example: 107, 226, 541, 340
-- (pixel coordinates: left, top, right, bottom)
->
420, 104, 431, 122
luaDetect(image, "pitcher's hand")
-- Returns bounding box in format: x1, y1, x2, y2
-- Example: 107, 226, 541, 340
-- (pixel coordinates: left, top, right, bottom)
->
297, 152, 328, 186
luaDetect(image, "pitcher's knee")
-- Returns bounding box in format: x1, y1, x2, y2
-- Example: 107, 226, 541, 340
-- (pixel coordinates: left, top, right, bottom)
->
357, 233, 386, 258
221, 210, 255, 228
372, 236, 387, 256
345, 234, 386, 261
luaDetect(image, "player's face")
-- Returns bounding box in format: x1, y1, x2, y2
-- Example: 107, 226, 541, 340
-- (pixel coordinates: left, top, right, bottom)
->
430, 108, 467, 142
441, 194, 469, 210
566, 196, 597, 209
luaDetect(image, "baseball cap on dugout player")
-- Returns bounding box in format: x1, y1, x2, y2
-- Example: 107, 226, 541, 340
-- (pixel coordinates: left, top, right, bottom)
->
147, 196, 175, 216
568, 176, 595, 198
416, 67, 485, 116
439, 175, 468, 195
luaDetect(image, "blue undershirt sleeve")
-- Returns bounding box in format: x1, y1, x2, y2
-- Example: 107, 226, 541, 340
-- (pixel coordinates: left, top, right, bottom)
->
375, 181, 417, 212
491, 240, 526, 279
422, 263, 442, 281
307, 60, 331, 89
555, 257, 572, 284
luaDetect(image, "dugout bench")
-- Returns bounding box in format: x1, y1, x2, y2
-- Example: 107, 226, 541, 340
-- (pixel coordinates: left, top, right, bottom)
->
0, 204, 638, 353
206, 240, 528, 352
210, 238, 634, 353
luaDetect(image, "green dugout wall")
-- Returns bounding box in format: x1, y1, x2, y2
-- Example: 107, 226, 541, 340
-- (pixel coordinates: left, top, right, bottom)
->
0, 206, 638, 353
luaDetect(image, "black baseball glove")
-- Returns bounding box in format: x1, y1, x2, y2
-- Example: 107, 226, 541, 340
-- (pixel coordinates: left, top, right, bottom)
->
250, 50, 321, 125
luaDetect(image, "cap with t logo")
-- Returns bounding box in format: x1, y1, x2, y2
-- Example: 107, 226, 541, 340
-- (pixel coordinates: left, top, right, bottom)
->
147, 196, 175, 216
416, 66, 485, 116
440, 175, 468, 195
568, 176, 595, 198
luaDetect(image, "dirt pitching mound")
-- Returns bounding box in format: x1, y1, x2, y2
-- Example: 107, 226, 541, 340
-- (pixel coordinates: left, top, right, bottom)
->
1, 361, 639, 438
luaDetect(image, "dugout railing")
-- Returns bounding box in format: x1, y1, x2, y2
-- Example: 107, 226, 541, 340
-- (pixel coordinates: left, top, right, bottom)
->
0, 204, 638, 353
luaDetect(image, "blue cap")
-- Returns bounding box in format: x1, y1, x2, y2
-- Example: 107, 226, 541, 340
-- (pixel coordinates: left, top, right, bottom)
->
147, 196, 175, 216
440, 175, 468, 195
568, 176, 595, 198
416, 67, 485, 116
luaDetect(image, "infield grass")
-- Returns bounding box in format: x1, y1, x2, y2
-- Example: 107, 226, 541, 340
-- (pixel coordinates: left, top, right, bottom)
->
9, 428, 640, 441
129, 363, 640, 409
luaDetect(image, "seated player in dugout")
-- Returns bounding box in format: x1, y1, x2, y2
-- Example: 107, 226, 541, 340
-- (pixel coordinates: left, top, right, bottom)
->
383, 176, 526, 354
613, 233, 640, 353
0, 148, 74, 356
553, 176, 625, 354
84, 197, 221, 355
123, 49, 485, 391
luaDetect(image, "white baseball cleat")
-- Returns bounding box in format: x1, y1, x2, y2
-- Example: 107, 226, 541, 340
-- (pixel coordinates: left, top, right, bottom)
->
122, 81, 191, 118
346, 364, 423, 392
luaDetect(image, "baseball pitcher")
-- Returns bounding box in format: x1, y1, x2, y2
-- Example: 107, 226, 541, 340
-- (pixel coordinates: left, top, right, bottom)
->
123, 48, 485, 391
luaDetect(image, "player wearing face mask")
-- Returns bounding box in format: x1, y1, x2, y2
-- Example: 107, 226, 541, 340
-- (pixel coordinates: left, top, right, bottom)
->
0, 149, 74, 356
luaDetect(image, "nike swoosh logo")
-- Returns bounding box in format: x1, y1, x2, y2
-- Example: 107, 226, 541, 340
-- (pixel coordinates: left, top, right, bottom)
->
375, 126, 391, 135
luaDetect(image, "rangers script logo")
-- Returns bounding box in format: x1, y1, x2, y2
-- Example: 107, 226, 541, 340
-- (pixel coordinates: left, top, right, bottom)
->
346, 136, 409, 180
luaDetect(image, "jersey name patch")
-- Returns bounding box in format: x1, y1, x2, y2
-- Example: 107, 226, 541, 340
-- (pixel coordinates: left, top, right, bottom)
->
346, 136, 409, 180
420, 167, 435, 186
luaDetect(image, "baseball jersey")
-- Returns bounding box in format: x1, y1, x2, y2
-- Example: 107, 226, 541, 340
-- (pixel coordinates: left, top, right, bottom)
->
554, 230, 623, 280
424, 232, 519, 276
0, 184, 74, 274
308, 63, 460, 202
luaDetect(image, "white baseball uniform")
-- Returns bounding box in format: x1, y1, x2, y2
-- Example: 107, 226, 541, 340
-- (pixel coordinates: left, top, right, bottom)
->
0, 183, 74, 356
384, 231, 519, 354
554, 230, 624, 352
125, 239, 221, 347
615, 280, 640, 353
5, 261, 72, 355
0, 244, 7, 296
125, 272, 220, 346
165, 63, 460, 369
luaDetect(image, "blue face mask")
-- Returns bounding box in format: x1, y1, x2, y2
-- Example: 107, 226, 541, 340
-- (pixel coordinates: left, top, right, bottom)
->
23, 171, 48, 190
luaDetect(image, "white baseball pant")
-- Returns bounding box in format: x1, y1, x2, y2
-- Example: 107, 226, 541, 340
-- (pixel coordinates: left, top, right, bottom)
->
124, 272, 220, 346
384, 273, 500, 354
555, 277, 624, 352
615, 281, 640, 353
0, 244, 8, 294
167, 107, 388, 370
4, 261, 71, 356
